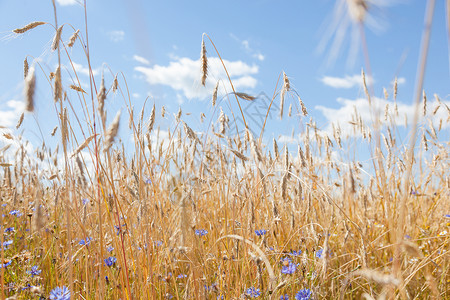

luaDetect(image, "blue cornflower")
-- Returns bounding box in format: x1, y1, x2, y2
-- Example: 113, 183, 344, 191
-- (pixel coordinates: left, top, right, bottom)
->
49, 286, 71, 300
2, 240, 13, 249
79, 237, 92, 246
281, 257, 292, 264
245, 287, 261, 298
104, 256, 117, 267
255, 229, 267, 236
28, 265, 42, 277
177, 274, 187, 279
106, 246, 114, 252
315, 249, 323, 259
280, 295, 289, 300
4, 227, 14, 233
290, 250, 302, 256
281, 262, 297, 274
10, 210, 20, 215
145, 178, 152, 184
404, 234, 411, 239
295, 289, 312, 300
154, 240, 163, 246
195, 229, 208, 236
82, 198, 89, 205
445, 214, 450, 218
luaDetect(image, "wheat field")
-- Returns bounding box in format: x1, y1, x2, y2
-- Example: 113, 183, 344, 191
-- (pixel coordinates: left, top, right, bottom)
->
0, 1, 449, 299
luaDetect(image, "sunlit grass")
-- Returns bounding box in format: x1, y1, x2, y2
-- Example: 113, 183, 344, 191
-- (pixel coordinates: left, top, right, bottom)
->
1, 1, 449, 299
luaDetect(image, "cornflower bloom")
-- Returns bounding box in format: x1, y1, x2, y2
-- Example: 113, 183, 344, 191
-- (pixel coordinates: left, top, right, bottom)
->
28, 265, 42, 277
245, 287, 261, 298
255, 229, 267, 236
49, 286, 70, 300
104, 256, 117, 267
295, 289, 312, 300
195, 229, 208, 236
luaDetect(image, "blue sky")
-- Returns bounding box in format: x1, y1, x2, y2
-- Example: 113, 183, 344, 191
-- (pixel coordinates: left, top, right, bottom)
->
0, 0, 449, 163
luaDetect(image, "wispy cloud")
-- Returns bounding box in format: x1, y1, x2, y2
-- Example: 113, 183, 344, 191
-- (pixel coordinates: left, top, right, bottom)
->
320, 74, 374, 89
71, 62, 100, 77
133, 55, 150, 65
0, 100, 24, 128
56, 0, 79, 6
107, 30, 125, 42
230, 34, 265, 61
315, 96, 449, 137
135, 56, 258, 100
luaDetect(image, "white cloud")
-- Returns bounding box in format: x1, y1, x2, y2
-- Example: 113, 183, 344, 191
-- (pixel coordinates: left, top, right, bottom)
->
393, 77, 406, 85
0, 100, 24, 128
320, 74, 374, 89
133, 55, 150, 65
108, 30, 125, 42
135, 56, 259, 99
71, 62, 100, 77
230, 34, 265, 61
315, 96, 450, 137
56, 0, 79, 6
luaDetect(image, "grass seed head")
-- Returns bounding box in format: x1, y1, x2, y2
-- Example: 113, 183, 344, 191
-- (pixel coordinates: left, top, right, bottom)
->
13, 21, 46, 34
104, 111, 121, 152
68, 29, 79, 47
51, 25, 64, 51
24, 65, 36, 112
201, 37, 208, 86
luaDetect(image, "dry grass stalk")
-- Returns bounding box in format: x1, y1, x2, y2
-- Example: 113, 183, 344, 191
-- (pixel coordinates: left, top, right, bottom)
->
422, 90, 427, 116
147, 103, 156, 133
212, 81, 219, 106
51, 25, 64, 51
13, 21, 46, 34
16, 113, 24, 129
183, 121, 199, 143
229, 149, 248, 162
71, 134, 97, 158
353, 269, 400, 286
248, 129, 262, 163
3, 133, 13, 140
393, 77, 398, 101
218, 108, 228, 135
176, 107, 182, 122
422, 133, 428, 151
104, 111, 121, 152
24, 66, 36, 112
383, 87, 388, 100
273, 138, 279, 160
361, 69, 371, 104
23, 58, 29, 79
161, 106, 166, 118
112, 75, 118, 93
201, 37, 208, 86
61, 108, 68, 153
54, 66, 62, 103
288, 103, 292, 117
69, 84, 86, 93
67, 29, 79, 47
51, 126, 58, 136
233, 92, 256, 101
298, 96, 308, 116
97, 75, 107, 125
280, 72, 290, 119
74, 155, 86, 186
